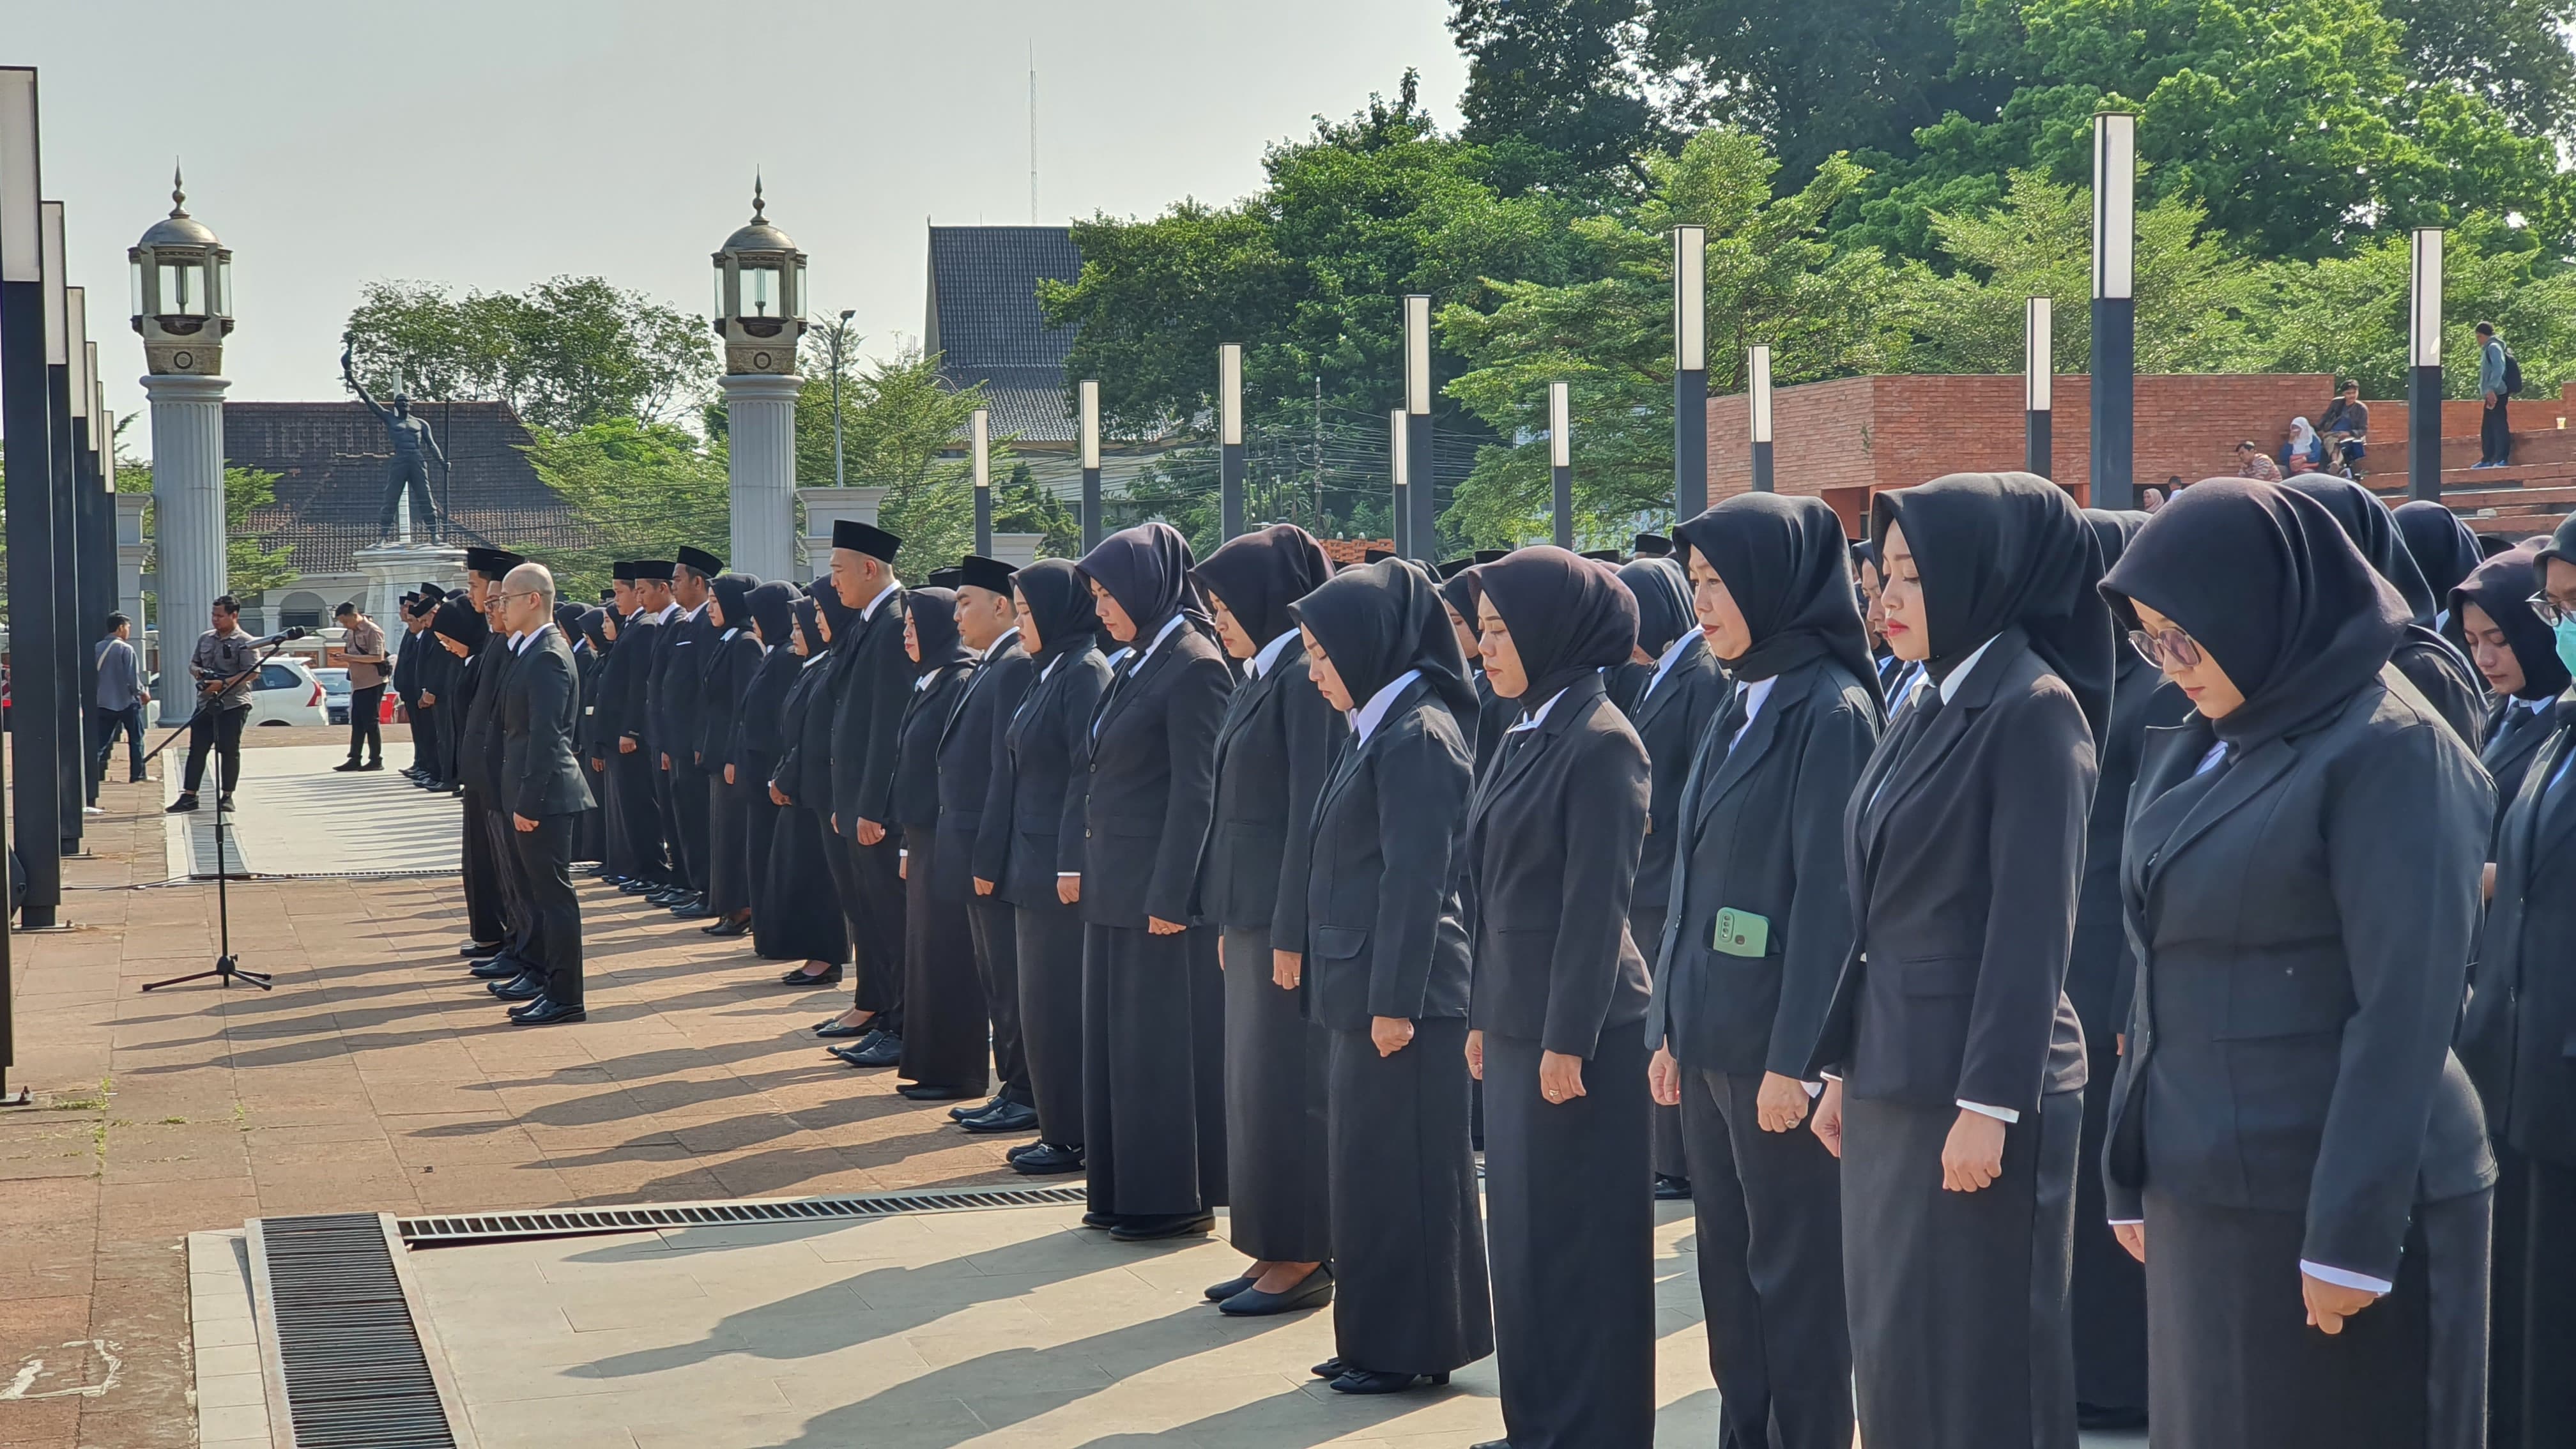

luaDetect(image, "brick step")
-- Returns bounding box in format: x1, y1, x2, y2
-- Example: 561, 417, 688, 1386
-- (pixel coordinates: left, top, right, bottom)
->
2365, 461, 2576, 498
2464, 513, 2566, 538
2437, 430, 2576, 470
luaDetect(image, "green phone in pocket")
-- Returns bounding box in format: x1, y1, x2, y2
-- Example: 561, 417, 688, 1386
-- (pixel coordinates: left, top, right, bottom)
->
1712, 907, 1772, 957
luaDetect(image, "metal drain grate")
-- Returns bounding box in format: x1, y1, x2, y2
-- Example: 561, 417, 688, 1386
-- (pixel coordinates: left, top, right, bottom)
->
253, 1213, 460, 1448
397, 1184, 1093, 1246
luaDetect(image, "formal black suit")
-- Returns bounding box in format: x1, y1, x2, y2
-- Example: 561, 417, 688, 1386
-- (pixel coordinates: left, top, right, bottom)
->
2108, 675, 2494, 1448
460, 632, 528, 959
1076, 622, 1233, 1218
696, 624, 763, 917
500, 625, 595, 1005
827, 585, 912, 1027
2462, 710, 2576, 1449
1809, 627, 2095, 1449
1463, 673, 1655, 1449
1197, 638, 1344, 1263
608, 610, 671, 886
1302, 675, 1492, 1378
2481, 695, 2565, 829
2396, 625, 2487, 748
989, 643, 1112, 1149
1622, 632, 1727, 1183
894, 658, 985, 1094
936, 628, 1036, 1107
1642, 657, 1877, 1449
761, 652, 850, 967
569, 639, 604, 864
727, 642, 802, 961
646, 602, 715, 892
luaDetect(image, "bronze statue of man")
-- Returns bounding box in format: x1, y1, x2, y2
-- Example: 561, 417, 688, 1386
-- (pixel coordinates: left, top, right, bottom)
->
342, 344, 447, 544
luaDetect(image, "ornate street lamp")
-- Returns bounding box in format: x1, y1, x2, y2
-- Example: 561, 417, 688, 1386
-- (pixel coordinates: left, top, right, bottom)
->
127, 167, 231, 376
712, 176, 808, 578
710, 175, 806, 376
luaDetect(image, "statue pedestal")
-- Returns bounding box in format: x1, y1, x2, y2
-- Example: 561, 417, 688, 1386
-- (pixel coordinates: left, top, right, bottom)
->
353, 540, 466, 656
990, 532, 1044, 568
796, 486, 888, 579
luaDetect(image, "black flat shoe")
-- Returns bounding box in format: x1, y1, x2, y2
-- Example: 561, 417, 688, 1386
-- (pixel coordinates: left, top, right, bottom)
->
491, 971, 548, 1001
1328, 1368, 1448, 1395
1108, 1211, 1214, 1242
510, 998, 585, 1026
332, 760, 365, 772
645, 887, 688, 906
1653, 1174, 1693, 1201
897, 1083, 974, 1101
1310, 1357, 1346, 1380
1006, 1138, 1046, 1162
1217, 1266, 1332, 1316
164, 793, 199, 814
832, 1032, 903, 1068
618, 879, 659, 895
468, 955, 526, 979
958, 1100, 1038, 1135
811, 1018, 871, 1040
951, 1099, 1000, 1123
702, 916, 751, 937
783, 963, 845, 987
669, 901, 716, 920
1011, 1144, 1084, 1175
1204, 1275, 1254, 1303
1078, 1209, 1124, 1229
459, 940, 503, 958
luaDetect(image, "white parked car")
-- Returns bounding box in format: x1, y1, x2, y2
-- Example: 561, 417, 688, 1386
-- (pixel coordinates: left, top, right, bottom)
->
245, 658, 330, 727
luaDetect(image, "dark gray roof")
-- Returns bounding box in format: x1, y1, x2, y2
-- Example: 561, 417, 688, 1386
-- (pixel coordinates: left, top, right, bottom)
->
926, 226, 1082, 442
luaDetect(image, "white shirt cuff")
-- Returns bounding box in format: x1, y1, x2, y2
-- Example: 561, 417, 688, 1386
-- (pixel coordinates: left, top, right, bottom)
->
1819, 1070, 1842, 1082
2299, 1261, 2393, 1294
1057, 871, 1079, 878
1803, 1082, 1823, 1098
2107, 1219, 2142, 1227
1957, 1100, 2021, 1123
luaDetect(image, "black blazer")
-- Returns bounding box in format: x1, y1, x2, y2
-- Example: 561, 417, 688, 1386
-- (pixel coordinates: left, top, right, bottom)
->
1077, 625, 1233, 927
827, 590, 912, 835
769, 652, 839, 808
500, 626, 595, 819
1194, 640, 1346, 944
2066, 651, 2191, 1039
1468, 669, 1508, 778
457, 633, 516, 797
1807, 627, 2094, 1114
1304, 677, 1475, 1032
1462, 673, 1653, 1055
1623, 633, 1728, 933
611, 613, 663, 749
2396, 626, 2487, 749
727, 643, 798, 783
891, 661, 972, 834
2462, 712, 2576, 1167
647, 604, 711, 757
933, 631, 1035, 902
2106, 676, 2494, 1282
988, 646, 1112, 908
2480, 695, 2565, 823
694, 627, 762, 769
1644, 658, 1880, 1077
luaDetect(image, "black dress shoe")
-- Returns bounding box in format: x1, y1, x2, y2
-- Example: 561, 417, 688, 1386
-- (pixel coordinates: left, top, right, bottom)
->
1310, 1357, 1346, 1380
1653, 1174, 1694, 1201
1204, 1275, 1255, 1303
459, 940, 503, 958
1012, 1144, 1084, 1176
618, 879, 659, 895
783, 964, 845, 987
645, 887, 688, 905
1006, 1139, 1046, 1162
832, 1032, 904, 1068
1328, 1368, 1448, 1395
332, 759, 365, 773
958, 1100, 1038, 1135
1469, 1440, 1512, 1448
510, 998, 586, 1026
669, 901, 716, 920
897, 1083, 975, 1101
1108, 1211, 1215, 1242
1078, 1209, 1124, 1229
164, 793, 199, 814
950, 1099, 999, 1122
811, 1020, 872, 1041
491, 971, 548, 1001
702, 916, 750, 937
468, 955, 526, 979
1219, 1265, 1333, 1316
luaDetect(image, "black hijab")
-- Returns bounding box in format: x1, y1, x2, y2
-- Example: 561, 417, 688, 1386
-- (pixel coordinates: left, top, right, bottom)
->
809, 578, 859, 650
1078, 522, 1200, 640
2453, 540, 2569, 700
746, 581, 798, 649
577, 608, 610, 652
553, 601, 585, 638
2395, 500, 2483, 606
1465, 545, 1639, 709
1873, 470, 2114, 740
1617, 558, 1695, 659
905, 586, 968, 676
2082, 508, 2152, 571
2280, 473, 2438, 626
710, 572, 759, 632
790, 597, 822, 655
1676, 493, 1878, 696
1193, 524, 1333, 648
1012, 558, 1101, 666
1287, 558, 1476, 720
432, 596, 488, 652
2099, 479, 2407, 753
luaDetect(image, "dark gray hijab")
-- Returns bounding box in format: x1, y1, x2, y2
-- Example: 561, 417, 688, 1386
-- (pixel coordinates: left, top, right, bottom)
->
1677, 493, 1878, 698
1289, 558, 1476, 720
1465, 545, 1641, 709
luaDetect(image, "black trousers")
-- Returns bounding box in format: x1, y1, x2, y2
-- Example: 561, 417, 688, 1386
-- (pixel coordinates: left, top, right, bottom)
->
180, 705, 247, 796
1015, 897, 1085, 1147
347, 684, 384, 763
406, 698, 436, 777
2482, 396, 2513, 463
89, 703, 143, 798
479, 794, 534, 959
508, 812, 584, 1006
668, 758, 712, 894
968, 894, 1029, 1105
458, 788, 509, 949
2490, 1147, 2576, 1449
848, 835, 906, 1028
608, 747, 668, 884
1678, 1066, 1853, 1449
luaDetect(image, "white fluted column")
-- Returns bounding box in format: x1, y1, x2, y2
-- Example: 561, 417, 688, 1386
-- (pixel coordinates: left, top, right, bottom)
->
143, 372, 227, 724
724, 372, 801, 581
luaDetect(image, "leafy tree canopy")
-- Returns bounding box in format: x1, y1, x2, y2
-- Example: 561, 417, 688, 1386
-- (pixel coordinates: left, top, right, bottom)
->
342, 275, 716, 431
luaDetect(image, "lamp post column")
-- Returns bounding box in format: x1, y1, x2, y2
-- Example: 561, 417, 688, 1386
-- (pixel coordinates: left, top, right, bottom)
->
971, 406, 993, 555
1078, 379, 1102, 550
1, 67, 61, 925
1389, 409, 1410, 559
2089, 111, 2136, 509
1747, 344, 1774, 494
145, 372, 229, 729
2408, 229, 2443, 503
1673, 226, 1707, 520
2025, 296, 2054, 478
1549, 381, 1573, 549
1403, 296, 1435, 559
1218, 344, 1245, 539
721, 372, 800, 579
41, 208, 82, 850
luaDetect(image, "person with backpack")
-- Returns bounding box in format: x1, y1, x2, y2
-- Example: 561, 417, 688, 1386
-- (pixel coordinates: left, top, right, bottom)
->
2476, 322, 2516, 468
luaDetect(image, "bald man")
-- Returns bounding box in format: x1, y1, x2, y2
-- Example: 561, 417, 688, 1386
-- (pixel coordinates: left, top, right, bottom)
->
495, 562, 596, 1025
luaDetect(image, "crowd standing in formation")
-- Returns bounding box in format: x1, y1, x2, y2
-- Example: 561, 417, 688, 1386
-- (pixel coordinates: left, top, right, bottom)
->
381, 471, 2576, 1449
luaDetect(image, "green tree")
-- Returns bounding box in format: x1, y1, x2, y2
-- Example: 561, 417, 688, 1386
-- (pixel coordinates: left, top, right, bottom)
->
1439, 127, 1902, 544
2235, 220, 2576, 399
2381, 0, 2576, 142
1450, 0, 1669, 190
107, 447, 297, 601
342, 275, 716, 429
800, 346, 1007, 581
520, 418, 728, 602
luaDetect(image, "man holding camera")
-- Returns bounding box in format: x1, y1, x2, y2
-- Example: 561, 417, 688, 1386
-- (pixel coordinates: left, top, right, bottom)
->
166, 596, 258, 815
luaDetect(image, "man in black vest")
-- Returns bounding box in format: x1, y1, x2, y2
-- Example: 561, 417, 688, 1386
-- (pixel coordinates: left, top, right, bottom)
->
494, 562, 596, 1025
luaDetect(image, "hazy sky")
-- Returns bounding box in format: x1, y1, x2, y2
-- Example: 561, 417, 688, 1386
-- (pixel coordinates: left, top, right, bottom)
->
8, 0, 1466, 457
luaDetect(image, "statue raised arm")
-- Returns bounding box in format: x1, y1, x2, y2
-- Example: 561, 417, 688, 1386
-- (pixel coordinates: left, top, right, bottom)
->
342, 342, 447, 544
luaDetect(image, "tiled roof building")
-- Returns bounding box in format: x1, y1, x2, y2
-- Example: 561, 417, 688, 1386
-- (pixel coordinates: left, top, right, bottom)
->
924, 226, 1084, 445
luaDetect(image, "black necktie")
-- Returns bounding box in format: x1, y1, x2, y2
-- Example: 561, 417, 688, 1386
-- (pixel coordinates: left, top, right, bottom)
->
2485, 705, 2536, 768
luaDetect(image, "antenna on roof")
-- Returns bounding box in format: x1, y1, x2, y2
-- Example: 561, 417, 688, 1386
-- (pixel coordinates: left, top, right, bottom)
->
1028, 42, 1038, 226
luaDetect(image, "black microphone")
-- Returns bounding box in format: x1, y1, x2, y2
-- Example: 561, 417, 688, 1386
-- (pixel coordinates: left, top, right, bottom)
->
249, 626, 309, 647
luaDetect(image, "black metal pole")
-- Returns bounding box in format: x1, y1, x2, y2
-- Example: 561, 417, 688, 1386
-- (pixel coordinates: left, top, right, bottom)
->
1219, 441, 1245, 540
1406, 410, 1435, 560
1675, 367, 1707, 519
2027, 409, 2053, 479
2090, 298, 2135, 510
46, 353, 80, 852
974, 484, 992, 556
3, 277, 62, 925
1389, 410, 1409, 558
2409, 365, 2443, 502
1080, 464, 1101, 550
1552, 463, 1573, 550
1751, 440, 1774, 494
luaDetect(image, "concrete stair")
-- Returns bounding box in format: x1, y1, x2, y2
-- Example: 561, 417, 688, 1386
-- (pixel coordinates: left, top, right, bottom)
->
2361, 425, 2576, 540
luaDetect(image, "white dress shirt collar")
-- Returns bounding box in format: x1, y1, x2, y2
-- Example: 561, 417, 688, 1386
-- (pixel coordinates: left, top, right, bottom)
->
1730, 675, 1777, 751
979, 626, 1022, 663
1251, 629, 1299, 680
512, 625, 550, 655
1128, 613, 1186, 673
1640, 630, 1694, 704
1350, 668, 1423, 744
1505, 686, 1572, 734
652, 602, 678, 624
859, 578, 900, 622
1936, 636, 2000, 705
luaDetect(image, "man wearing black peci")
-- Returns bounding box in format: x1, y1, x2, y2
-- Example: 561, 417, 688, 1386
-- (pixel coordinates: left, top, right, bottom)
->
457, 548, 531, 976
494, 562, 596, 1025
648, 548, 723, 916
821, 520, 913, 1069
617, 562, 679, 899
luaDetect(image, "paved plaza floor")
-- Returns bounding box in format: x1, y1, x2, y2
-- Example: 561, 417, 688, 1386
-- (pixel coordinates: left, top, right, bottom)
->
0, 732, 2148, 1448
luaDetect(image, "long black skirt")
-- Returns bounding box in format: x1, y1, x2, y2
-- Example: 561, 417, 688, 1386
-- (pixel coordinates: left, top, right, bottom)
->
1015, 898, 1085, 1149
897, 826, 988, 1094
1631, 900, 1689, 1183
1843, 1091, 2080, 1449
2071, 1022, 2147, 1421
1483, 1029, 1655, 1449
2492, 1149, 2576, 1449
1082, 921, 1220, 1218
739, 776, 778, 932
572, 804, 601, 866
753, 804, 845, 965
1220, 924, 1330, 1263
1327, 1017, 1491, 1377
2145, 1186, 2490, 1449
705, 770, 752, 916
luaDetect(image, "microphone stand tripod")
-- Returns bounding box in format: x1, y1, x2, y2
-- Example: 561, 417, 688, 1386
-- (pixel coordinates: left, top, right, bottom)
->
137, 638, 297, 993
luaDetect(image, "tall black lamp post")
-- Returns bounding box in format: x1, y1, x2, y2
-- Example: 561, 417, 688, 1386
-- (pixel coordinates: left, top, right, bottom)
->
1550, 381, 1574, 548
2090, 111, 2136, 509
2409, 228, 2443, 502
2026, 296, 2053, 478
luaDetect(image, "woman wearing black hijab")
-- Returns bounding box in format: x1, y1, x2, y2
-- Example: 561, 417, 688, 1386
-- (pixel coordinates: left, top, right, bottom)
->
769, 590, 855, 995
1616, 556, 1728, 1200
2060, 508, 2191, 1431
729, 584, 809, 967
2098, 479, 2494, 1449
2396, 499, 2485, 611
1071, 523, 1234, 1237
2453, 540, 2572, 811
983, 561, 1113, 1176
889, 586, 987, 1101
1437, 567, 1508, 775
2462, 514, 2576, 1449
1461, 546, 1656, 1448
1645, 494, 1880, 1449
431, 597, 510, 954
1289, 558, 1494, 1395
698, 573, 765, 937
1190, 525, 1344, 1314
2282, 475, 2486, 745
1805, 471, 2106, 1449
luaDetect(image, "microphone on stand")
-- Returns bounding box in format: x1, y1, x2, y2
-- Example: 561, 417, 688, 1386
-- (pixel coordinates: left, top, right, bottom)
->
247, 626, 310, 647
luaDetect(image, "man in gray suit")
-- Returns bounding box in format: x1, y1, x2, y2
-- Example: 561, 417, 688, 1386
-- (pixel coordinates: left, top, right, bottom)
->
90, 611, 150, 806
495, 562, 596, 1026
